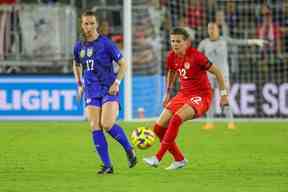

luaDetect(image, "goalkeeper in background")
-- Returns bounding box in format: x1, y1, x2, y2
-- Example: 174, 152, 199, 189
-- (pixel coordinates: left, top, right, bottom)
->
198, 22, 266, 129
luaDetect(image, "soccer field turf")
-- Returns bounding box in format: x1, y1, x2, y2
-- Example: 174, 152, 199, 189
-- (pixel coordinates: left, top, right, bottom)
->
0, 121, 287, 192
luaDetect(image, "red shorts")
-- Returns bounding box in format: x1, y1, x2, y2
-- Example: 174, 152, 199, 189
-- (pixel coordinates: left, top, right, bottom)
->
166, 92, 212, 118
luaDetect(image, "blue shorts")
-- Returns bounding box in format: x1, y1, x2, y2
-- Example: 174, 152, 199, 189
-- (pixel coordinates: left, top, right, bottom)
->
85, 94, 119, 107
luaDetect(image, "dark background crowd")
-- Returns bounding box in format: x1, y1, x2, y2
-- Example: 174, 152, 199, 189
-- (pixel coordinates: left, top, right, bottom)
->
0, 0, 287, 85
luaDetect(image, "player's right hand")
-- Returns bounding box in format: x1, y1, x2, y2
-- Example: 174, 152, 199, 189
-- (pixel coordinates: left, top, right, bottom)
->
77, 85, 84, 101
162, 94, 171, 107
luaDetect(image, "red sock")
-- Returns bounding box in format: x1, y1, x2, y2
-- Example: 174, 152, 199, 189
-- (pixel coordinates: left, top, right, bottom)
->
170, 143, 184, 161
154, 124, 184, 161
156, 114, 183, 161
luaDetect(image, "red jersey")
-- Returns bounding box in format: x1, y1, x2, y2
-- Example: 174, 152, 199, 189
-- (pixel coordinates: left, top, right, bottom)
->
166, 47, 212, 96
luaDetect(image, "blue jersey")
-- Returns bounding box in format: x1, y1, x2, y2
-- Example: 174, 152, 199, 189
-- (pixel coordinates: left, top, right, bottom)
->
73, 35, 123, 98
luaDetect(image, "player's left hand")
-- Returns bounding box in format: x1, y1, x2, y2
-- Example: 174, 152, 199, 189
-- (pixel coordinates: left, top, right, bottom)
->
220, 95, 229, 108
109, 82, 119, 96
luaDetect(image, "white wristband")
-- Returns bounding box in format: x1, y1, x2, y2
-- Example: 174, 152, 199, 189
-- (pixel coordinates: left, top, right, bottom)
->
115, 79, 121, 85
220, 89, 228, 96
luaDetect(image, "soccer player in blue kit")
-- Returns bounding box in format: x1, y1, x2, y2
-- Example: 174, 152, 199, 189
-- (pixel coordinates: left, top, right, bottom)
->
72, 10, 137, 174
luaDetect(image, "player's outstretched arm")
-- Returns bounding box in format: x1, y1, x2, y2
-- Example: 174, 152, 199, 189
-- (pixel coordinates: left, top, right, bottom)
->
109, 58, 127, 95
247, 39, 268, 47
226, 36, 267, 47
208, 64, 229, 108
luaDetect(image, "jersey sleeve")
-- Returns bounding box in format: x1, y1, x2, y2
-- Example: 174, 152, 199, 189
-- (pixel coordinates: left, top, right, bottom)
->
106, 38, 123, 63
73, 42, 81, 65
166, 51, 176, 71
196, 51, 212, 70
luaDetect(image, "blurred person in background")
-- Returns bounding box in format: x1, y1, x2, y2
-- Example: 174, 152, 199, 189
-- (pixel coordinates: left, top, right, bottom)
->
132, 30, 160, 75
184, 0, 205, 30
199, 22, 266, 130
280, 1, 288, 72
225, 0, 240, 37
203, 0, 217, 24
256, 3, 283, 72
112, 34, 123, 50
215, 9, 241, 77
280, 2, 288, 54
98, 20, 111, 37
179, 0, 205, 41
72, 10, 137, 174
0, 0, 16, 61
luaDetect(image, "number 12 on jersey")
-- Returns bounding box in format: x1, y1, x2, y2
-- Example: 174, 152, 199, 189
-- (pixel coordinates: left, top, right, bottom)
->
178, 68, 188, 79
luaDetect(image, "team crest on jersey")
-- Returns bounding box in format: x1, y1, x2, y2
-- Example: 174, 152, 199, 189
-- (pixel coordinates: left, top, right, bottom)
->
184, 62, 190, 69
87, 48, 93, 57
80, 49, 85, 58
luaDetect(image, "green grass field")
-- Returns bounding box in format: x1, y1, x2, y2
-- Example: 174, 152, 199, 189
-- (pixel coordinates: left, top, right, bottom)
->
0, 121, 287, 192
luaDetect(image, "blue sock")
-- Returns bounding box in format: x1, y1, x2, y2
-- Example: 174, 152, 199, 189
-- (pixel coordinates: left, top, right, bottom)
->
107, 124, 133, 152
92, 130, 111, 167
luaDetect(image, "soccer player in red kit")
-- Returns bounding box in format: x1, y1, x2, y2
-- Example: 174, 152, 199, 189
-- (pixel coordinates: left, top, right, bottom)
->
143, 27, 229, 170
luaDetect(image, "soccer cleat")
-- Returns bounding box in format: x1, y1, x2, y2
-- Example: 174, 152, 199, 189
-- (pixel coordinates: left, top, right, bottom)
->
143, 156, 159, 167
227, 122, 236, 129
97, 165, 114, 174
126, 149, 137, 168
202, 122, 215, 130
165, 159, 188, 170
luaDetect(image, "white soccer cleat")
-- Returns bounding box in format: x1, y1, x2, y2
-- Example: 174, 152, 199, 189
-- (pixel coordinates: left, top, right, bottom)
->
165, 159, 188, 170
143, 156, 159, 167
